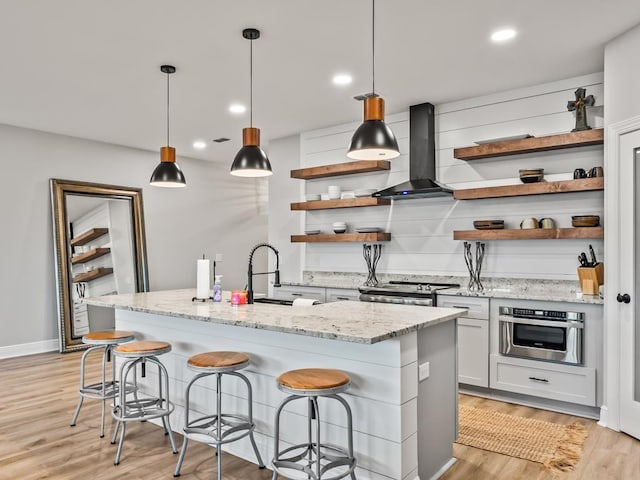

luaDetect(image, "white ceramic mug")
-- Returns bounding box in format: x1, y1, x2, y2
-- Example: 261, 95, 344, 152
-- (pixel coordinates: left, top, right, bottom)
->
328, 185, 341, 200
520, 217, 539, 229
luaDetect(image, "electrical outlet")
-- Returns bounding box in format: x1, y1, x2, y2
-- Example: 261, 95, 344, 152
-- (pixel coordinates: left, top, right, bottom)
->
215, 253, 223, 262
418, 362, 430, 382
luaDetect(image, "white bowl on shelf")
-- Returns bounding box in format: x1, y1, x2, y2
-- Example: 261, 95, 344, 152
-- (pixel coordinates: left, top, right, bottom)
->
305, 193, 321, 201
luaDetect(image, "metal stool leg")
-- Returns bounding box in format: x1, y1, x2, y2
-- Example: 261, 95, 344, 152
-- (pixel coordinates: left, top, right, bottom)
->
173, 436, 189, 477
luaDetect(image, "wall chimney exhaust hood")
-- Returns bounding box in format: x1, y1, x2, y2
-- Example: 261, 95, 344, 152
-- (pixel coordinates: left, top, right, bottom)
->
373, 102, 453, 199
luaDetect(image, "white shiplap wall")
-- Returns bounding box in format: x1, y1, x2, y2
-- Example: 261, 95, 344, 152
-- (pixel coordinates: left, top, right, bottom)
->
296, 72, 604, 280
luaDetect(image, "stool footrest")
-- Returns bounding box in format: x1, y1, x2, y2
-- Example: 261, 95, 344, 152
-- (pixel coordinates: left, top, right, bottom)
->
113, 400, 175, 422
273, 442, 356, 480
184, 413, 254, 445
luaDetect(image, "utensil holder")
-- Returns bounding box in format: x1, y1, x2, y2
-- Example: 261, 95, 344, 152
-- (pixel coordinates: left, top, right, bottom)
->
577, 263, 604, 295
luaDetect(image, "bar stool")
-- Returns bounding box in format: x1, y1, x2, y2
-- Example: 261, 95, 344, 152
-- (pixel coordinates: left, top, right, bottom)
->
70, 330, 135, 438
272, 368, 357, 480
111, 340, 178, 465
174, 351, 265, 479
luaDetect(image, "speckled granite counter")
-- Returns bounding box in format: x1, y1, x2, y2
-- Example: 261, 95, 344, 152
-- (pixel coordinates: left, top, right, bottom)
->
281, 271, 604, 305
83, 288, 465, 344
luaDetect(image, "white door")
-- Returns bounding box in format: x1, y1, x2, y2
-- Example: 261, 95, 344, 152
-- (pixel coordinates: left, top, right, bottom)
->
619, 129, 640, 439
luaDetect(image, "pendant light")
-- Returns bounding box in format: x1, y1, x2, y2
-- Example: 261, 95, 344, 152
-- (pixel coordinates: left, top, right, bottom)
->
150, 65, 187, 187
347, 0, 400, 160
230, 28, 273, 177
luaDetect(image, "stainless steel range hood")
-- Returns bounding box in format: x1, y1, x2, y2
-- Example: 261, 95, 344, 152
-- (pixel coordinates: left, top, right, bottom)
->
373, 102, 453, 199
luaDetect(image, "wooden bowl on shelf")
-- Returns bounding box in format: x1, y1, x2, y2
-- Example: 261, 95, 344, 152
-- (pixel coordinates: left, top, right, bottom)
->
572, 215, 600, 227
519, 168, 544, 184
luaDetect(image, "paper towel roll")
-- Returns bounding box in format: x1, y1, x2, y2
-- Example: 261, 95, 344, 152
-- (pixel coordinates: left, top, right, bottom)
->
292, 298, 319, 306
196, 259, 210, 299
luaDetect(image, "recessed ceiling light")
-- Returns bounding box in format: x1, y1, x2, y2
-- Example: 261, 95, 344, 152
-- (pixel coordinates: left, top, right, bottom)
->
193, 140, 207, 150
491, 28, 516, 43
229, 104, 246, 114
333, 74, 353, 86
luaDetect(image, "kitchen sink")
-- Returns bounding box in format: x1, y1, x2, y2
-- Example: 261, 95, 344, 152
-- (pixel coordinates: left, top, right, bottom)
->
253, 297, 294, 306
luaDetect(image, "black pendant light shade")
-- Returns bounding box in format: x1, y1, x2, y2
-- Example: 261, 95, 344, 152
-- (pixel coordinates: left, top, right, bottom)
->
348, 97, 399, 159
347, 0, 400, 160
231, 28, 273, 177
150, 65, 186, 188
150, 146, 186, 187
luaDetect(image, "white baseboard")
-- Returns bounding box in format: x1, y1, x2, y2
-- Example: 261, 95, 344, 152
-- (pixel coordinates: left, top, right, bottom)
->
429, 457, 457, 480
0, 339, 58, 359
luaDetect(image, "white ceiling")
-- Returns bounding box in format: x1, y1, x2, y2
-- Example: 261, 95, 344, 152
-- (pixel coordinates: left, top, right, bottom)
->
1, 1, 639, 165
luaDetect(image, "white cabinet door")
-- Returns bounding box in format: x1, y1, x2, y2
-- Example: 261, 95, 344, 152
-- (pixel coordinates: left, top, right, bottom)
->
325, 288, 360, 303
439, 295, 490, 387
272, 285, 326, 303
457, 318, 489, 387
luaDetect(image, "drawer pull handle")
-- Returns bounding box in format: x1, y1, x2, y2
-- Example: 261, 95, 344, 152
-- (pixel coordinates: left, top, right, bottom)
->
291, 293, 304, 297
453, 306, 470, 309
528, 376, 549, 383
336, 296, 350, 300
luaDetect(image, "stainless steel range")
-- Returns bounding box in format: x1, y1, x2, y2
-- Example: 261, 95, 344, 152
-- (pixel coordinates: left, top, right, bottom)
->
358, 281, 460, 306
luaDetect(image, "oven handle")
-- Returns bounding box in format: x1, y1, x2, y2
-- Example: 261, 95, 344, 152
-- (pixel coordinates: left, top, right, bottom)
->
498, 315, 584, 329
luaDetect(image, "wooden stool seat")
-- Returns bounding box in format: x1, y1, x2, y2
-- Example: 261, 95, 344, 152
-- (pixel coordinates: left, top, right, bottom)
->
187, 351, 250, 370
83, 330, 135, 345
277, 368, 350, 392
114, 340, 171, 356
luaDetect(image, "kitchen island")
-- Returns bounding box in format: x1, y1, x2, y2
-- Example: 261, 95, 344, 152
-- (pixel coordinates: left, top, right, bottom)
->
84, 289, 465, 480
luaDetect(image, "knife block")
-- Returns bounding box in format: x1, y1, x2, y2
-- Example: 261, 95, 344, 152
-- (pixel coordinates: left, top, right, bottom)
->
577, 263, 604, 295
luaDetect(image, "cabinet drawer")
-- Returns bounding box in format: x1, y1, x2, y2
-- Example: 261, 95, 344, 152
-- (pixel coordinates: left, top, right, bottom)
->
489, 354, 596, 406
273, 285, 325, 302
325, 288, 360, 303
437, 295, 489, 320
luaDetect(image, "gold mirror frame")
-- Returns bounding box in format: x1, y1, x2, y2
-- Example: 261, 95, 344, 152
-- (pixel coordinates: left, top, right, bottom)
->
50, 179, 149, 352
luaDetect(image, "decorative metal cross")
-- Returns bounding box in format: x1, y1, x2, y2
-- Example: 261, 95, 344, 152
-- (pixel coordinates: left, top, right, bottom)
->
567, 87, 595, 132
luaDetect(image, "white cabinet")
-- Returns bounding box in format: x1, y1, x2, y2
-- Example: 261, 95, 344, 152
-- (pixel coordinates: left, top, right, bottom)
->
273, 285, 326, 303
438, 295, 489, 388
325, 288, 360, 303
490, 354, 596, 406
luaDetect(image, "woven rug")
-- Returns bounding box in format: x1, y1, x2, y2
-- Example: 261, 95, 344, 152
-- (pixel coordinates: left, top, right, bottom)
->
457, 405, 588, 473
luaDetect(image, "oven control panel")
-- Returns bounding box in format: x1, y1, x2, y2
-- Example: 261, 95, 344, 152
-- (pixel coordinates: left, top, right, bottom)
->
500, 307, 584, 321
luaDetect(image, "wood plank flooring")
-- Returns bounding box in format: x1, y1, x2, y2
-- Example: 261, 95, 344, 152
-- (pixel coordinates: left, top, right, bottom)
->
1, 351, 639, 480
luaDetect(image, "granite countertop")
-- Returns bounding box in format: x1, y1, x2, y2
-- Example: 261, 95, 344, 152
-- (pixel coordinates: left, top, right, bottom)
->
83, 289, 465, 345
280, 271, 604, 305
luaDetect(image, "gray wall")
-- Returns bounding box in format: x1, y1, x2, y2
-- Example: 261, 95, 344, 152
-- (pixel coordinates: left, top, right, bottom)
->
605, 23, 640, 126
0, 123, 267, 349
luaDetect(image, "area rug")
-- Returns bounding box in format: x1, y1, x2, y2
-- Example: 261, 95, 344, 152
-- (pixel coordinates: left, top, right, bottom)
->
457, 405, 588, 472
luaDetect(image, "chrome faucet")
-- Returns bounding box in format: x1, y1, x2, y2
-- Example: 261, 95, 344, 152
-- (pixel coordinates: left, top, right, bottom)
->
247, 243, 281, 304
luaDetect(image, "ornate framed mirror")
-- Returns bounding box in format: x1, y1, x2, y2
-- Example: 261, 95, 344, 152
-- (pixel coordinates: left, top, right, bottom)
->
50, 179, 149, 352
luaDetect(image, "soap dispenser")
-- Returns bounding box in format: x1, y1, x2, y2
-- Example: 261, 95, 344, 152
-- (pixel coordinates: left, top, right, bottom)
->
213, 275, 223, 302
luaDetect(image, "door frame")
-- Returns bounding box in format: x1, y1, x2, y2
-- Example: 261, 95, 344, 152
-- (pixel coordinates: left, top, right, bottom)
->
603, 115, 640, 431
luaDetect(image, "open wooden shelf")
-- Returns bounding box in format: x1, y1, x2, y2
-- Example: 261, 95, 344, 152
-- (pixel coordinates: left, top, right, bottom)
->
453, 129, 604, 161
291, 232, 391, 243
71, 247, 111, 265
453, 177, 604, 200
453, 227, 604, 241
291, 197, 390, 210
70, 228, 109, 247
291, 160, 390, 180
72, 267, 114, 283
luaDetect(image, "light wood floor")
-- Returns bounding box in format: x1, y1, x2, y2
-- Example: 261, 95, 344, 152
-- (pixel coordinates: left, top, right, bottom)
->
1, 351, 639, 480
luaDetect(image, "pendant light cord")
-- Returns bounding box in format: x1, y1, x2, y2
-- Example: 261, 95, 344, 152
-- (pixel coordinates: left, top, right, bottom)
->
372, 0, 375, 95
250, 36, 253, 128
166, 70, 170, 146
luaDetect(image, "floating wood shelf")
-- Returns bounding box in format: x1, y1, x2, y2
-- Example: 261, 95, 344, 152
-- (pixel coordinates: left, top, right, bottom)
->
453, 177, 604, 200
291, 160, 390, 180
71, 247, 111, 265
70, 228, 109, 247
291, 232, 391, 243
453, 227, 604, 241
453, 129, 604, 161
291, 197, 391, 210
73, 267, 114, 283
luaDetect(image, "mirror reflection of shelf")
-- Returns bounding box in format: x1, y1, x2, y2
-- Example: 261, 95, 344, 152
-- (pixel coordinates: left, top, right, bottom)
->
70, 228, 109, 247
71, 247, 111, 265
73, 267, 114, 283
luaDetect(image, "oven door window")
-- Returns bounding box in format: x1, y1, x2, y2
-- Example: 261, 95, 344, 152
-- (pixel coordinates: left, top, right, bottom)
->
512, 324, 566, 351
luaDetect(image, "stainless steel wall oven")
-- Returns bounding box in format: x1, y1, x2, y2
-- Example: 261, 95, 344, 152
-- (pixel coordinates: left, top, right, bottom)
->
499, 306, 584, 365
